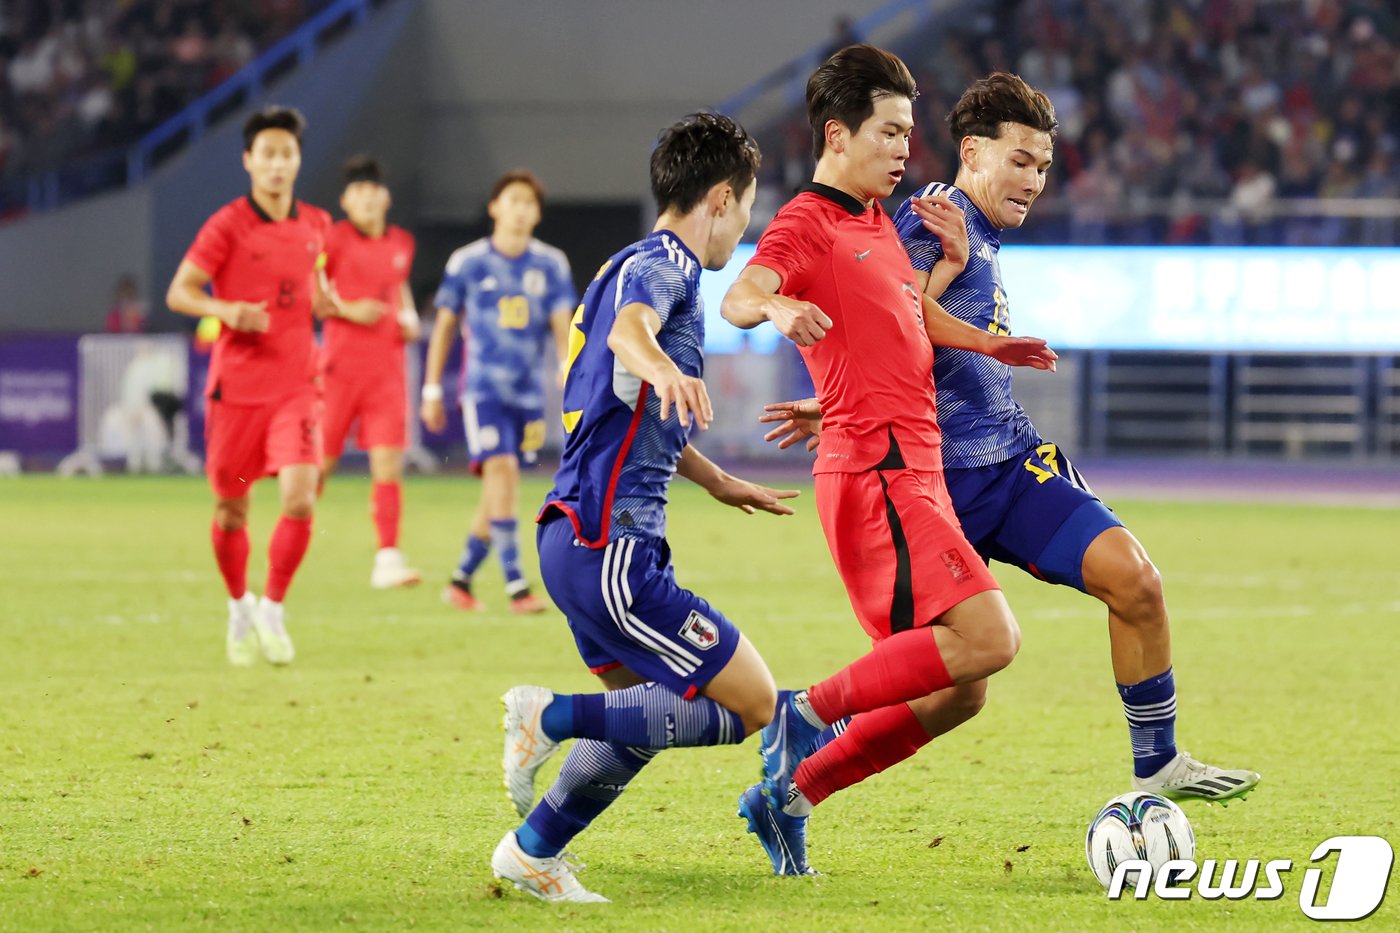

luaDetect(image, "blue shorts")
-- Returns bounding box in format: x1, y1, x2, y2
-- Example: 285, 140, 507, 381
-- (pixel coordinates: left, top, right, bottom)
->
944, 441, 1123, 593
537, 516, 741, 698
462, 394, 545, 475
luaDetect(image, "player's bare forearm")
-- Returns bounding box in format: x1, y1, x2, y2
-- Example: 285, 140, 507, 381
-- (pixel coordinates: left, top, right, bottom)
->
676, 444, 726, 492
166, 262, 218, 319
679, 445, 799, 515
916, 265, 962, 304
551, 309, 571, 365
607, 303, 679, 386
722, 265, 832, 346
423, 307, 457, 387
397, 284, 421, 341
921, 293, 995, 353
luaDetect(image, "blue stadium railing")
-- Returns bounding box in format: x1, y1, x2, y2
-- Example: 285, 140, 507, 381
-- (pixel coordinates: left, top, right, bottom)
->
8, 0, 389, 217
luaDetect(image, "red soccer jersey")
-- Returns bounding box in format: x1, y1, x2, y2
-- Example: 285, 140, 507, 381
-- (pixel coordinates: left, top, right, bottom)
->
321, 221, 415, 380
750, 184, 941, 473
185, 196, 332, 404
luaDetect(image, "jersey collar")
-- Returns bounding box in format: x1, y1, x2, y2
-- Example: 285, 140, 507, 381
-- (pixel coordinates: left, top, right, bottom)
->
798, 182, 870, 217
246, 194, 299, 222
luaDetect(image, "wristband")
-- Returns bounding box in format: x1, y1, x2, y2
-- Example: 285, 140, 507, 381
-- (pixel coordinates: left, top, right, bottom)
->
420, 383, 443, 402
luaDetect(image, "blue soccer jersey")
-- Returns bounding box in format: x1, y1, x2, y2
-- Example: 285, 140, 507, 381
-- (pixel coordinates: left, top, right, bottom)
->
540, 230, 704, 546
892, 183, 1040, 469
433, 237, 576, 410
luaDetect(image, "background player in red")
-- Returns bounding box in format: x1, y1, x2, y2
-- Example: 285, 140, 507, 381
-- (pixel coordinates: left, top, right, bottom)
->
721, 46, 1056, 874
166, 105, 333, 668
319, 155, 423, 590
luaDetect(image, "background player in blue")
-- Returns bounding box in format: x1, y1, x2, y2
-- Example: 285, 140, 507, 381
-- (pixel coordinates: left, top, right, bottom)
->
489, 113, 800, 903
765, 73, 1260, 802
420, 170, 576, 614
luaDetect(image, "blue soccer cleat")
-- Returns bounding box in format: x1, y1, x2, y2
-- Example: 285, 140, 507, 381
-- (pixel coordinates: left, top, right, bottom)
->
759, 689, 824, 807
738, 783, 816, 876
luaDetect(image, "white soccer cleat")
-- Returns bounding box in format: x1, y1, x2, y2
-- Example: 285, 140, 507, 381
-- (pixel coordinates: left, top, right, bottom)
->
370, 547, 422, 589
226, 592, 260, 667
501, 685, 561, 817
253, 596, 296, 666
491, 831, 609, 903
1133, 750, 1260, 803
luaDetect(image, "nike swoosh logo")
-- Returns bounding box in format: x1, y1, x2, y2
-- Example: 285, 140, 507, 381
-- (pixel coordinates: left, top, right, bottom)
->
854, 249, 872, 261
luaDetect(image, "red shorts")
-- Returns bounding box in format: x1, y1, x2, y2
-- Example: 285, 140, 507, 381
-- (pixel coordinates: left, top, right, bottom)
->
815, 468, 1000, 643
205, 388, 322, 499
322, 370, 407, 457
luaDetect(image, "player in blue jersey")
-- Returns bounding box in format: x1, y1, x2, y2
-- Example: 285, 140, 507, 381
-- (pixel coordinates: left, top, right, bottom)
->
763, 73, 1260, 804
489, 112, 798, 903
421, 170, 576, 614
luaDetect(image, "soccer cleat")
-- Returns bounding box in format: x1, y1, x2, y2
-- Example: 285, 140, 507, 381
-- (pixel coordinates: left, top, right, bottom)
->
738, 783, 817, 876
501, 685, 561, 817
1133, 751, 1261, 803
759, 689, 823, 808
442, 579, 484, 612
491, 831, 609, 903
370, 547, 421, 589
253, 597, 295, 666
226, 592, 260, 667
509, 590, 549, 615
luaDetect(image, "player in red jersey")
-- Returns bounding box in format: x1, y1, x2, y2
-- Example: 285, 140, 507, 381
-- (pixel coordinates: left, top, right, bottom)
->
166, 106, 333, 668
319, 155, 423, 590
721, 46, 1056, 874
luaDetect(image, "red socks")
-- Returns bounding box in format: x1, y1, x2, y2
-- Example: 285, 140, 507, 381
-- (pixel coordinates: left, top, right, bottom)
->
210, 522, 249, 598
371, 481, 400, 549
794, 703, 932, 807
807, 625, 953, 725
265, 515, 313, 602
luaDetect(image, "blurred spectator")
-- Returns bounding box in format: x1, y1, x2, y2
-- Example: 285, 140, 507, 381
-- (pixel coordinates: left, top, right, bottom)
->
104, 274, 147, 334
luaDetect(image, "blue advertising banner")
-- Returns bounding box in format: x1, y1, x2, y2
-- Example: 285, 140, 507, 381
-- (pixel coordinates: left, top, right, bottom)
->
0, 335, 79, 453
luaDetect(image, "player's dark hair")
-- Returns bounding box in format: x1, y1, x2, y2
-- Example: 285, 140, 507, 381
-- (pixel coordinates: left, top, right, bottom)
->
806, 44, 917, 161
490, 169, 546, 208
242, 105, 305, 152
650, 112, 760, 215
342, 154, 385, 186
948, 72, 1059, 143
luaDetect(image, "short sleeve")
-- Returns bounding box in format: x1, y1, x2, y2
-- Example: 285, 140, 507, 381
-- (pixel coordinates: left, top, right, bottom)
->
549, 252, 577, 316
749, 205, 826, 294
184, 209, 234, 277
617, 254, 689, 327
434, 253, 467, 312
894, 202, 945, 273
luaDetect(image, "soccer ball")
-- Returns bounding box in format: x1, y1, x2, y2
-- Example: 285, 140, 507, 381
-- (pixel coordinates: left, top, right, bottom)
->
1085, 791, 1195, 889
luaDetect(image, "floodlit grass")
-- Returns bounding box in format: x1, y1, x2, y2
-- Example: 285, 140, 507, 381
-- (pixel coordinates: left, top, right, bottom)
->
1, 474, 1396, 930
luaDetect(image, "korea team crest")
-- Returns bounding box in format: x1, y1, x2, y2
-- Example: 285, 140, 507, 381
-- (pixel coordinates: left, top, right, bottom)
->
680, 611, 719, 650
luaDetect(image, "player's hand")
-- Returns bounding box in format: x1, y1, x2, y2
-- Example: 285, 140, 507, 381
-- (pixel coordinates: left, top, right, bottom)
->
420, 398, 446, 433
988, 335, 1058, 372
769, 297, 833, 347
652, 368, 713, 430
708, 475, 799, 516
220, 300, 269, 333
758, 397, 823, 451
910, 194, 969, 270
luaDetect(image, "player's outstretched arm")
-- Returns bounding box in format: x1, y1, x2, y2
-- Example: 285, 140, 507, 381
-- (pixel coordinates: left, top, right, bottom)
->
676, 445, 798, 516
916, 285, 1058, 372
721, 265, 832, 347
419, 306, 457, 432
758, 397, 823, 451
909, 193, 969, 303
166, 260, 268, 332
607, 302, 712, 430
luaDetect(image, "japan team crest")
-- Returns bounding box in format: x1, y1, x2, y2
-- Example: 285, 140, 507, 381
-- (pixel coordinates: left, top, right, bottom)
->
522, 268, 547, 297
680, 611, 719, 650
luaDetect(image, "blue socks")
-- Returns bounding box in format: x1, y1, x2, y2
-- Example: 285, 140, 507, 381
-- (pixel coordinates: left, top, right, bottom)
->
518, 741, 654, 857
1118, 667, 1178, 778
540, 683, 744, 748
489, 518, 525, 595
454, 534, 490, 581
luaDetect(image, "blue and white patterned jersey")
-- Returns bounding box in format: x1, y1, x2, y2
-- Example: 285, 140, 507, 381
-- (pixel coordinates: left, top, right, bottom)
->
540, 230, 704, 545
892, 183, 1040, 469
433, 237, 576, 410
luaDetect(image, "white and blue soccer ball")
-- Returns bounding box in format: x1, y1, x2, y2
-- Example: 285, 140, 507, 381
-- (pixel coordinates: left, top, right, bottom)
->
1085, 791, 1195, 889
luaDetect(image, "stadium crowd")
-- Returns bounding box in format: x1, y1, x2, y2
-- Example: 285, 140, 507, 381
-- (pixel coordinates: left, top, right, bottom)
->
0, 0, 323, 183
757, 0, 1400, 244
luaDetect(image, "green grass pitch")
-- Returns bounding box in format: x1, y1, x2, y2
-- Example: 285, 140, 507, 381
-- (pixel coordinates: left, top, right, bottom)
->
1, 473, 1396, 931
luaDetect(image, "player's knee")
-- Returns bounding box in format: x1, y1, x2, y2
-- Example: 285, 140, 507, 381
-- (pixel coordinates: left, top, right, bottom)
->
979, 612, 1021, 675
1114, 555, 1164, 623
735, 682, 778, 738
213, 500, 247, 531
282, 493, 315, 520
